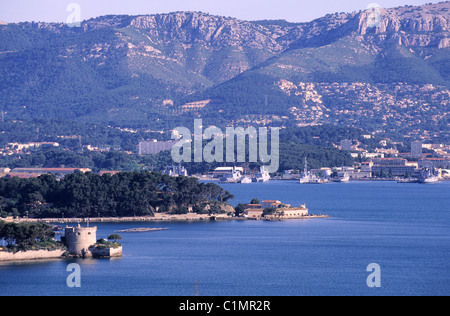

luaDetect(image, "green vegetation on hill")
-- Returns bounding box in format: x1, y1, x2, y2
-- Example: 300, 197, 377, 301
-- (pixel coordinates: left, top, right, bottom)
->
279, 142, 354, 171
371, 44, 448, 85
0, 172, 234, 219
1, 6, 449, 128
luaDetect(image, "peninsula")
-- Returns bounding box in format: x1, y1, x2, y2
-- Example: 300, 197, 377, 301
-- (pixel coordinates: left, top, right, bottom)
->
0, 171, 234, 220
0, 221, 122, 262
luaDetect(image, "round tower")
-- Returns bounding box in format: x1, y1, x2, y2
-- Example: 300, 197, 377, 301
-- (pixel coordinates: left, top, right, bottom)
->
64, 224, 97, 257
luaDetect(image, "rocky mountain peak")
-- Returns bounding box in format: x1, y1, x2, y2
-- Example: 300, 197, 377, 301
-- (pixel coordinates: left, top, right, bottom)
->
356, 2, 449, 47
359, 2, 449, 32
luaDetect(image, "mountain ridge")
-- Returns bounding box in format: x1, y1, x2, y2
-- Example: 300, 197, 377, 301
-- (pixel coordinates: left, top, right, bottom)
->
0, 2, 449, 135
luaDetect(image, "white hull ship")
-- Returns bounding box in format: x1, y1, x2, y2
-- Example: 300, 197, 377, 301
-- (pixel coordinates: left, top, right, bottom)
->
418, 167, 439, 184
333, 173, 350, 183
240, 177, 252, 184
418, 175, 439, 183
252, 167, 271, 182
219, 167, 242, 183
300, 176, 330, 184
299, 158, 329, 184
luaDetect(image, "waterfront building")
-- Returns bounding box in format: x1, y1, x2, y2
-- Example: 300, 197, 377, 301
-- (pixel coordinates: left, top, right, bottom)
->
372, 158, 407, 166
419, 158, 450, 169
261, 200, 290, 209
278, 205, 309, 218
370, 158, 417, 177
361, 161, 373, 172
243, 202, 308, 219
244, 209, 264, 218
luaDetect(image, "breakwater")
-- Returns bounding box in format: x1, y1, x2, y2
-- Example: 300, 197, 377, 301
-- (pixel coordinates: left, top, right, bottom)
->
4, 213, 329, 224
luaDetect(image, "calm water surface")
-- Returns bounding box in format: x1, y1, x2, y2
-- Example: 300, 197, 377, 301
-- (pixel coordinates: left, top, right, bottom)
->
1, 181, 449, 296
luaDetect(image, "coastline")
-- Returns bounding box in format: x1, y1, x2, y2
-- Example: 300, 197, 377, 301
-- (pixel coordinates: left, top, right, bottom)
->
3, 213, 330, 224
0, 248, 67, 262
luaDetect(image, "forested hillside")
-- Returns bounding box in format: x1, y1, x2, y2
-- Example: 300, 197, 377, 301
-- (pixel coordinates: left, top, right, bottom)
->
0, 2, 449, 135
0, 172, 234, 218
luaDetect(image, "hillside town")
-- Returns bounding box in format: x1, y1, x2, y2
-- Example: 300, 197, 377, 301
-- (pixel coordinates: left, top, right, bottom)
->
280, 81, 450, 139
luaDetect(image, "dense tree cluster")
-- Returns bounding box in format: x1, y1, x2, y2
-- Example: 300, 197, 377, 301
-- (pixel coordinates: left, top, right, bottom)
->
0, 148, 173, 173
0, 221, 60, 252
279, 142, 354, 171
0, 172, 234, 219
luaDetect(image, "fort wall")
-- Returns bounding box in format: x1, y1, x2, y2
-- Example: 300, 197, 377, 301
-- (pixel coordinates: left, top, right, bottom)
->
64, 225, 97, 257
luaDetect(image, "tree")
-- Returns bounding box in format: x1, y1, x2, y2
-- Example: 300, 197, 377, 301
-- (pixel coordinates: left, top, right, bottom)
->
234, 203, 246, 217
108, 234, 122, 243
262, 208, 276, 216
0, 221, 56, 250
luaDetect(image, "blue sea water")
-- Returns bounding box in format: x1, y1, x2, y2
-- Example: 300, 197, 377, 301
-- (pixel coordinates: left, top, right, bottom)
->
0, 181, 449, 296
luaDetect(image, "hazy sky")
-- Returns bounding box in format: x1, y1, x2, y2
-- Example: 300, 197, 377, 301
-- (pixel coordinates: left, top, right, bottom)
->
0, 0, 445, 23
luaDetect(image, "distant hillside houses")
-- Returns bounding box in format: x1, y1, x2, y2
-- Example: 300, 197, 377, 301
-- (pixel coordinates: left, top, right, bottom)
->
5, 168, 91, 179
7, 142, 59, 150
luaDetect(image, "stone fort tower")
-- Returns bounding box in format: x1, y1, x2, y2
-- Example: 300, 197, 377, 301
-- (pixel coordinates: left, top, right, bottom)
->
64, 224, 97, 257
